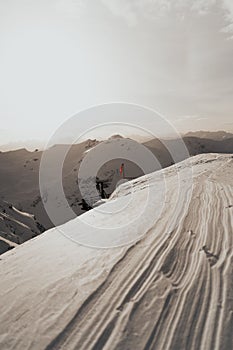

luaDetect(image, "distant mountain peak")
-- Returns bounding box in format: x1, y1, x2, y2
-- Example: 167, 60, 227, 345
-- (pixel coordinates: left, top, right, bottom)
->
185, 130, 233, 141
108, 134, 124, 140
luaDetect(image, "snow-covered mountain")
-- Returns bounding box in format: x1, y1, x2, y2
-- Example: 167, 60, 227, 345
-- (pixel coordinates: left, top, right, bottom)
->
0, 135, 232, 233
0, 153, 232, 349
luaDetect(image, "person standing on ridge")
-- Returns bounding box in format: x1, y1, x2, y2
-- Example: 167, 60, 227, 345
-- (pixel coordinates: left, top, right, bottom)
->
120, 163, 125, 178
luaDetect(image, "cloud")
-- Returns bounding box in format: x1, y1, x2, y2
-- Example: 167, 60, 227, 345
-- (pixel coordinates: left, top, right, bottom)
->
101, 0, 233, 35
101, 0, 174, 25
174, 115, 208, 123
221, 0, 233, 36
101, 0, 213, 24
191, 0, 216, 15
222, 0, 233, 18
101, 0, 138, 26
55, 0, 86, 18
54, 0, 233, 35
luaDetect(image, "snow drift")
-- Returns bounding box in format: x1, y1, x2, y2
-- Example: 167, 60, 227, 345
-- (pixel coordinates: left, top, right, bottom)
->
0, 154, 232, 350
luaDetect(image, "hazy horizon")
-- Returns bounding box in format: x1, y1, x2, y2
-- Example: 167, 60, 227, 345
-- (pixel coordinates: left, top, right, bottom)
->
0, 128, 233, 152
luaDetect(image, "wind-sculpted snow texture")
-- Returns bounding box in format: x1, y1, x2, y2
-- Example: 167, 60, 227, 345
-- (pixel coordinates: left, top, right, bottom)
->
0, 154, 232, 350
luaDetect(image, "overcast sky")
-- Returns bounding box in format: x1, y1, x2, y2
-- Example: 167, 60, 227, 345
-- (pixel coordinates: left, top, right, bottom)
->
0, 0, 233, 149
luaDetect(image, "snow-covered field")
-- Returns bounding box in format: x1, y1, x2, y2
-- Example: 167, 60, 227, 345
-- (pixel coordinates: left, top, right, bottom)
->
0, 154, 232, 350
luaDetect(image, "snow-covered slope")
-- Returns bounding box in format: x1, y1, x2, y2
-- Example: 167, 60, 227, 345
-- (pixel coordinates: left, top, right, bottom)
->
0, 200, 44, 255
0, 154, 232, 350
1, 136, 232, 231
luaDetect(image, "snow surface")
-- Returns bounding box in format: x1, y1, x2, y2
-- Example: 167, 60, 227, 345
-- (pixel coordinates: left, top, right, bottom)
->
0, 154, 232, 350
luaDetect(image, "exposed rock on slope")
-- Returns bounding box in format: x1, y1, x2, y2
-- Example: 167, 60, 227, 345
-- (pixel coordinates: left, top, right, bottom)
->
185, 130, 233, 140
0, 200, 44, 255
0, 154, 232, 349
